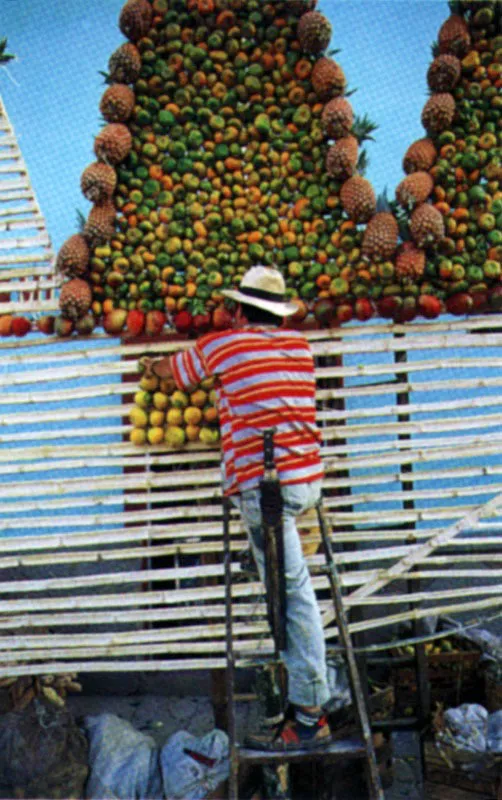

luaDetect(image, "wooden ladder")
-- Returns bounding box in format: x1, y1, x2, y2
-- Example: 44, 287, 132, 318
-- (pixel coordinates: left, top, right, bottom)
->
222, 496, 385, 800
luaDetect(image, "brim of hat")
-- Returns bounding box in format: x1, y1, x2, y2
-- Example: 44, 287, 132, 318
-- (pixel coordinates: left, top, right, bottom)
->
221, 288, 298, 317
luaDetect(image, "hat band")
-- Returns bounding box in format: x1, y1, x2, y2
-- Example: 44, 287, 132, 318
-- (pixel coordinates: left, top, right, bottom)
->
239, 286, 285, 303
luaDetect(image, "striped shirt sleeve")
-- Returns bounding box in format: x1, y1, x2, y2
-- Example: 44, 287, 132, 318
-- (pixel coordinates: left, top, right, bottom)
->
169, 344, 208, 390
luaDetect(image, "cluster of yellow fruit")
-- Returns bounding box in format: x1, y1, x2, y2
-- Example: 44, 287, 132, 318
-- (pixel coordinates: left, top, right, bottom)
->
129, 371, 220, 447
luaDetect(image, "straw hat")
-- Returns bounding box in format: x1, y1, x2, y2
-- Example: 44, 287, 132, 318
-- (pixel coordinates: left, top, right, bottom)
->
221, 265, 298, 317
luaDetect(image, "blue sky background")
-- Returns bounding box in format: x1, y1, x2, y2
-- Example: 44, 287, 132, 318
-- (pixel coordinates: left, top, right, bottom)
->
1, 0, 448, 254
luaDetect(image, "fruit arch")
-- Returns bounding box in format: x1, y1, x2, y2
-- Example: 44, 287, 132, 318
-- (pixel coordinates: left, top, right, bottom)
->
52, 0, 501, 338
0, 0, 501, 685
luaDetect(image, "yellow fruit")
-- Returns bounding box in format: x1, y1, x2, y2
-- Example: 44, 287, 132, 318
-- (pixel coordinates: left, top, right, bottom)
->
160, 378, 176, 393
129, 406, 148, 427
149, 409, 165, 427
170, 390, 189, 408
190, 389, 207, 408
165, 425, 186, 447
166, 407, 183, 426
184, 406, 202, 425
185, 424, 201, 442
130, 428, 147, 445
153, 391, 169, 411
147, 426, 165, 445
203, 405, 218, 424
140, 374, 159, 392
199, 426, 220, 445
200, 376, 215, 390
134, 390, 151, 409
208, 389, 218, 406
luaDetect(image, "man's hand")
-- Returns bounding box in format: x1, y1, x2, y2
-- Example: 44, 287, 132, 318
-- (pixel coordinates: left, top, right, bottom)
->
138, 356, 158, 377
138, 355, 176, 392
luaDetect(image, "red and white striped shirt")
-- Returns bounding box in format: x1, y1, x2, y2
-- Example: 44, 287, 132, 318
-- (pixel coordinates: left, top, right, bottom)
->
170, 326, 323, 495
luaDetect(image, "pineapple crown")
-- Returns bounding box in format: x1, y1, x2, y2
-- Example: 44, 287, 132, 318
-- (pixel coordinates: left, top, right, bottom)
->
0, 38, 15, 66
352, 113, 378, 144
356, 149, 369, 176
386, 190, 412, 242
76, 209, 87, 233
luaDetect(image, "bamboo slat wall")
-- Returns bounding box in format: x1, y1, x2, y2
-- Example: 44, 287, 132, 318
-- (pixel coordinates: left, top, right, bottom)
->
1, 315, 501, 677
0, 98, 57, 316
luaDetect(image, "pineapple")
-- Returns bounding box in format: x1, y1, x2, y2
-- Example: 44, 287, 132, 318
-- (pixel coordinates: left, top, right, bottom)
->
438, 14, 471, 57
362, 212, 399, 261
108, 42, 142, 84
94, 123, 133, 165
311, 58, 346, 100
59, 279, 93, 321
427, 54, 461, 92
326, 135, 358, 180
395, 242, 426, 281
421, 93, 456, 135
99, 84, 135, 123
119, 0, 154, 43
84, 201, 116, 246
80, 162, 117, 203
396, 171, 434, 209
56, 235, 90, 279
409, 203, 445, 248
297, 11, 332, 54
403, 138, 437, 174
321, 97, 354, 139
340, 176, 376, 224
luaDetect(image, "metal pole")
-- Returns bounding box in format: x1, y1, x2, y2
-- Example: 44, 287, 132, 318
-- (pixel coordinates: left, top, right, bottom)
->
222, 496, 239, 800
316, 503, 384, 800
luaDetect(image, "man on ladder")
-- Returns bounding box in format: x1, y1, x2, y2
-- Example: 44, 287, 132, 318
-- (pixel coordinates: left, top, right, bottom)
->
141, 264, 333, 750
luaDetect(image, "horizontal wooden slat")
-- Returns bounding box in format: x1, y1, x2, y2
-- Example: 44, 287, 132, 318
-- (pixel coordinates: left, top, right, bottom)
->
0, 311, 501, 678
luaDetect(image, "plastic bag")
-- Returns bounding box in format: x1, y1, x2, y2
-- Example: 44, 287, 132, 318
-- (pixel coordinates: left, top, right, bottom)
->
160, 729, 229, 800
440, 704, 488, 754
84, 713, 162, 799
487, 710, 502, 754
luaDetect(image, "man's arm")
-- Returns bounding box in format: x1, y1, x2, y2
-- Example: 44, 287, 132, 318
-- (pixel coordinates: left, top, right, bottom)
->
139, 344, 210, 391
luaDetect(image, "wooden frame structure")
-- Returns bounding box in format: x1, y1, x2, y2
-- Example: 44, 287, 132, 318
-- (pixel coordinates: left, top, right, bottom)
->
0, 315, 501, 678
1, 93, 501, 681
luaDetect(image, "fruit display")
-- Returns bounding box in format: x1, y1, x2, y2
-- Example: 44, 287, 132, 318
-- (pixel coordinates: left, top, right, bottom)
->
53, 0, 387, 337
2, 1, 501, 340
384, 0, 502, 321
129, 368, 220, 447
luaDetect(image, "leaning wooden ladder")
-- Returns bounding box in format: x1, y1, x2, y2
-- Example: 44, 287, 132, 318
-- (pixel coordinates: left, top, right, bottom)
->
222, 493, 385, 799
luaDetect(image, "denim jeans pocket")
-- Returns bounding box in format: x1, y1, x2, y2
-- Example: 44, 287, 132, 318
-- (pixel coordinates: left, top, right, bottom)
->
282, 480, 322, 516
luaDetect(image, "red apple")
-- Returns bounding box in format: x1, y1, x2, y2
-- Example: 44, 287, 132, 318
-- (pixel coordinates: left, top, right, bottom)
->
418, 294, 442, 319
212, 305, 233, 331
103, 308, 127, 335
145, 310, 165, 336
445, 292, 473, 316
11, 316, 32, 337
354, 298, 374, 322
335, 301, 354, 325
173, 310, 193, 334
36, 315, 55, 335
126, 309, 146, 337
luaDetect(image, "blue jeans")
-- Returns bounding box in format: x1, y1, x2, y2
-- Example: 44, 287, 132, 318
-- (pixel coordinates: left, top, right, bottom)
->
233, 480, 329, 708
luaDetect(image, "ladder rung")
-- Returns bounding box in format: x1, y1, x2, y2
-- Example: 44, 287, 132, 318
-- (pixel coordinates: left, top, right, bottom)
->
236, 736, 366, 765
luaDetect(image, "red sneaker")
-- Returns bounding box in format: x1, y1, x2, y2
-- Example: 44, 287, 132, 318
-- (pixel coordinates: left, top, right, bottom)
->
245, 715, 332, 752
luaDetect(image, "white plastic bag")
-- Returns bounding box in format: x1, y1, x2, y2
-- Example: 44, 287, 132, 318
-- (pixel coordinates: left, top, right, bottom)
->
84, 713, 162, 799
160, 729, 229, 799
487, 710, 502, 754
